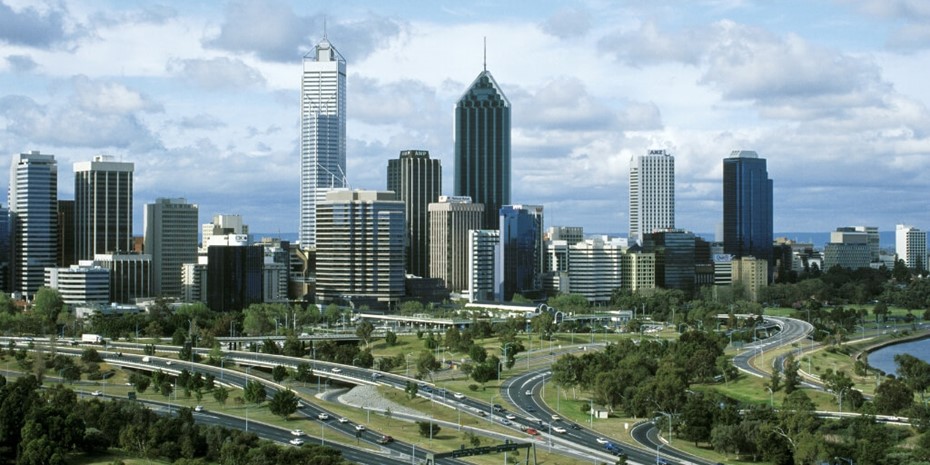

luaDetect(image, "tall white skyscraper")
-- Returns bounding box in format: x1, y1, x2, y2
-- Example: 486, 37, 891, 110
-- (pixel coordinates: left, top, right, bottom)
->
299, 35, 346, 249
9, 151, 58, 296
629, 149, 675, 244
896, 224, 927, 270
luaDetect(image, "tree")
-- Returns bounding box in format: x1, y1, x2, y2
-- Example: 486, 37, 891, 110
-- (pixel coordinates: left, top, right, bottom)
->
782, 353, 801, 394
416, 350, 440, 379
873, 301, 890, 322
417, 421, 441, 438
268, 389, 299, 419
243, 380, 266, 404
213, 388, 229, 406
133, 375, 151, 394
294, 363, 313, 383
895, 353, 930, 404
272, 365, 288, 383
355, 320, 375, 347
531, 312, 555, 340
405, 381, 418, 400
874, 378, 914, 415
385, 331, 398, 346
821, 369, 856, 411
31, 287, 64, 332
81, 348, 103, 363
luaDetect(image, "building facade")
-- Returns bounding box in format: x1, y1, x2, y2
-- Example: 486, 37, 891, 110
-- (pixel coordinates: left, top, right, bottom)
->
92, 253, 151, 304
732, 256, 768, 302
629, 150, 675, 244
896, 224, 928, 270
824, 228, 871, 271
643, 229, 696, 294
181, 261, 208, 303
620, 251, 656, 292
723, 150, 773, 279
9, 151, 58, 296
566, 239, 623, 304
428, 196, 484, 293
201, 214, 248, 252
387, 150, 442, 277
57, 200, 75, 268
74, 155, 133, 261
44, 264, 110, 305
545, 226, 584, 246
499, 205, 544, 301
207, 245, 263, 312
299, 36, 347, 249
144, 198, 199, 298
468, 229, 501, 302
454, 68, 511, 230
315, 190, 405, 308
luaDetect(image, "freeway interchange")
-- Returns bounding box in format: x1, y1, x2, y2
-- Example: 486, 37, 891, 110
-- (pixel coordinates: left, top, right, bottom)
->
5, 316, 811, 465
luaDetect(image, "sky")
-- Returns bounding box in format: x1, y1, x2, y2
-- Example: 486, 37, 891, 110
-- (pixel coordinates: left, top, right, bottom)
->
1, 0, 929, 237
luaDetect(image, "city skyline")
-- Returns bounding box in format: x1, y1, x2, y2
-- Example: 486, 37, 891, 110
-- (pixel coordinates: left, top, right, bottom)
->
1, 1, 930, 235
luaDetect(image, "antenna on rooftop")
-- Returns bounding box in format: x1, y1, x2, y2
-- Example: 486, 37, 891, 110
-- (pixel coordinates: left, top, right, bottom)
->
483, 36, 487, 71
323, 16, 328, 40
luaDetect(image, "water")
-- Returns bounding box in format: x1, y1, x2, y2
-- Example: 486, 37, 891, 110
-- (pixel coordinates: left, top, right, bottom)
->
867, 337, 930, 376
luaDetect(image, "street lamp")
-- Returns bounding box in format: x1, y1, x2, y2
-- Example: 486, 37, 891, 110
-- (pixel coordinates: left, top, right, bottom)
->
498, 343, 513, 382
656, 443, 666, 464
766, 386, 774, 407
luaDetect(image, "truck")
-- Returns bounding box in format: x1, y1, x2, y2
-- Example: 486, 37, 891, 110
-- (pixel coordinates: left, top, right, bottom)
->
81, 334, 104, 344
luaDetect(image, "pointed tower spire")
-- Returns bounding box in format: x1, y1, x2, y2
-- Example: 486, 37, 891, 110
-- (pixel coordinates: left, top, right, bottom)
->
323, 16, 328, 40
483, 36, 487, 71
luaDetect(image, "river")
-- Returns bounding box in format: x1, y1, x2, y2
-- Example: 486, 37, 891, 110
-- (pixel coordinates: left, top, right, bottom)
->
867, 337, 930, 376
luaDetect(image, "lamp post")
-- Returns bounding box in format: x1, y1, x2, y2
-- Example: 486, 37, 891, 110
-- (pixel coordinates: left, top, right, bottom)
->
498, 343, 513, 382
766, 386, 774, 407
656, 443, 666, 464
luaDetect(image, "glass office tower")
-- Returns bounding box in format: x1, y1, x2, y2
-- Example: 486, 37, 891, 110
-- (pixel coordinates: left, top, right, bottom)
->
499, 205, 543, 301
722, 150, 773, 276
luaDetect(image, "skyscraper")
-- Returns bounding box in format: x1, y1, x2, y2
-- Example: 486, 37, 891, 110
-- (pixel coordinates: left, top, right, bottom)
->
9, 151, 58, 296
499, 205, 544, 301
207, 245, 263, 312
315, 190, 405, 309
629, 149, 675, 244
454, 66, 510, 230
74, 155, 134, 261
144, 198, 199, 298
387, 150, 441, 277
896, 224, 927, 270
429, 196, 484, 293
468, 229, 501, 302
723, 150, 773, 277
299, 35, 346, 249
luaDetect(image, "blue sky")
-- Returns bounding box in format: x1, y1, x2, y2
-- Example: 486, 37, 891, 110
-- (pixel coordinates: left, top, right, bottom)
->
1, 0, 929, 237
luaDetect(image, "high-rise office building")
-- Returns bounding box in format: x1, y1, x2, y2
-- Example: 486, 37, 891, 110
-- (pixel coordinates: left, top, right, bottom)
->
92, 253, 152, 304
315, 190, 405, 308
299, 35, 346, 249
74, 155, 133, 261
57, 200, 75, 267
824, 228, 871, 271
499, 205, 544, 301
620, 251, 656, 292
454, 66, 511, 230
9, 151, 58, 296
207, 245, 263, 312
545, 226, 584, 246
468, 229, 501, 302
629, 149, 675, 244
387, 150, 442, 277
643, 229, 696, 294
44, 263, 110, 305
896, 224, 927, 270
723, 150, 773, 278
429, 196, 484, 293
854, 226, 880, 262
566, 238, 623, 304
144, 198, 199, 298
0, 204, 9, 292
201, 214, 249, 252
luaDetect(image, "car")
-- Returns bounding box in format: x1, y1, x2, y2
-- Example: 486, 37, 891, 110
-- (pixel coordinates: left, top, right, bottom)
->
290, 429, 304, 436
317, 413, 330, 421
90, 390, 102, 396
289, 438, 304, 446
338, 417, 348, 423
505, 413, 517, 420
552, 426, 567, 434
165, 360, 172, 365
194, 405, 204, 412
656, 459, 669, 465
492, 404, 503, 412
453, 392, 465, 399
525, 389, 533, 396
477, 411, 487, 417
499, 418, 512, 426
605, 442, 624, 456
526, 406, 536, 412
376, 435, 393, 444
569, 423, 581, 430
596, 437, 609, 444
331, 367, 342, 373
371, 372, 382, 379
525, 428, 539, 436
354, 424, 366, 432
551, 414, 561, 421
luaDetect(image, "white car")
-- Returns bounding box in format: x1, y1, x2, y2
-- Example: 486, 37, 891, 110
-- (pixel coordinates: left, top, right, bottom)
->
453, 392, 466, 399
354, 424, 366, 432
499, 418, 512, 426
290, 429, 304, 436
596, 437, 609, 444
289, 438, 304, 446
552, 426, 567, 434
338, 417, 348, 423
90, 390, 102, 397
165, 360, 172, 365
331, 367, 342, 373
525, 389, 533, 396
194, 405, 204, 412
317, 413, 330, 421
505, 413, 517, 420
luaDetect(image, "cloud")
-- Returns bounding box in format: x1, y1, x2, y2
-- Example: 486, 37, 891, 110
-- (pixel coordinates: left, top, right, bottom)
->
71, 75, 163, 114
173, 113, 227, 131
169, 57, 266, 89
5, 54, 37, 73
88, 4, 178, 28
598, 20, 713, 66
203, 0, 402, 63
0, 1, 70, 47
838, 0, 930, 50
539, 7, 592, 39
349, 75, 443, 127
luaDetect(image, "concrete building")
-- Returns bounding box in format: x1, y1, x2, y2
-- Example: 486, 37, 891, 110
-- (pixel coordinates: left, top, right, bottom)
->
144, 198, 199, 298
45, 263, 110, 305
854, 226, 880, 262
499, 205, 544, 301
629, 149, 675, 244
9, 151, 58, 297
620, 251, 656, 292
261, 238, 290, 304
201, 214, 248, 252
566, 238, 623, 304
0, 204, 9, 292
454, 66, 511, 230
74, 155, 133, 261
181, 260, 208, 303
299, 35, 347, 249
545, 226, 584, 245
732, 256, 768, 302
92, 253, 151, 304
824, 228, 871, 271
387, 150, 441, 277
896, 224, 928, 270
315, 190, 405, 309
428, 196, 484, 293
468, 229, 501, 302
